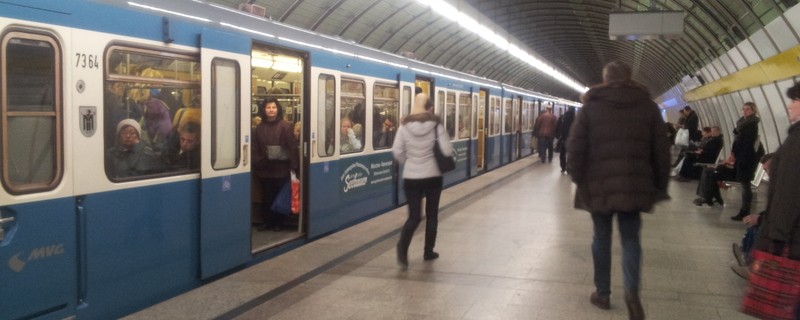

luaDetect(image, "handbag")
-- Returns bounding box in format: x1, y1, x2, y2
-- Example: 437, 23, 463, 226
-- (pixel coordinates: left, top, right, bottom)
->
433, 123, 455, 173
271, 179, 292, 216
741, 249, 800, 320
675, 128, 690, 147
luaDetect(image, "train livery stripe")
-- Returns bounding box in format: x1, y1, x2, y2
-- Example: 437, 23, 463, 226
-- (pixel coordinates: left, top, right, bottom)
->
200, 28, 251, 55
685, 44, 800, 102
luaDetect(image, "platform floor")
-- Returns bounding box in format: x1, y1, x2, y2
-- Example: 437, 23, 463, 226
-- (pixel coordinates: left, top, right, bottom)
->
126, 156, 762, 320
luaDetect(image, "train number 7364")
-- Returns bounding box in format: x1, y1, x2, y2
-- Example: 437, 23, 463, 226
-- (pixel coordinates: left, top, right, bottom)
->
75, 53, 100, 69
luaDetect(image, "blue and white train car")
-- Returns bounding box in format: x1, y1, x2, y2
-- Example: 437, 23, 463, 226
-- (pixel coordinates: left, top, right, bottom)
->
0, 0, 576, 319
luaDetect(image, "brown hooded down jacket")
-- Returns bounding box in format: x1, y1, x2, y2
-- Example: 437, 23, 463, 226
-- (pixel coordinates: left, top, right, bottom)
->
567, 84, 671, 213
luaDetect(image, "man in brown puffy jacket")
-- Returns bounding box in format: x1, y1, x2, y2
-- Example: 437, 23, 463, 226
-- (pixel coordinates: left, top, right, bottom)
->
533, 106, 558, 163
567, 61, 670, 320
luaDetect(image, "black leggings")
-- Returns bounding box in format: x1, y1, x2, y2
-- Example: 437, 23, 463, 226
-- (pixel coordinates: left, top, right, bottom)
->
398, 177, 443, 255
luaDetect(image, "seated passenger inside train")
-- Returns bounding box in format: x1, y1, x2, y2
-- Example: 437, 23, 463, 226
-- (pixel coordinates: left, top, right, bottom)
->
165, 122, 200, 170
340, 116, 362, 153
106, 119, 162, 178
373, 116, 395, 148
458, 121, 470, 139
104, 81, 143, 148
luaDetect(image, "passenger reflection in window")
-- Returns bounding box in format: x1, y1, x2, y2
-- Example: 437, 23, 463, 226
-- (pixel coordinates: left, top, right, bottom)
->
107, 119, 162, 178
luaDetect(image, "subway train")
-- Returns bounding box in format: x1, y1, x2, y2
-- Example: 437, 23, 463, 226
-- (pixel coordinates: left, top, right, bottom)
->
0, 0, 580, 319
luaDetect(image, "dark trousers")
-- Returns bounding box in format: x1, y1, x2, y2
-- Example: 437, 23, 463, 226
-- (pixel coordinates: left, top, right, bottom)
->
696, 166, 735, 204
398, 177, 443, 255
259, 177, 289, 228
590, 211, 642, 296
696, 165, 752, 213
538, 137, 554, 162
678, 153, 702, 179
559, 147, 567, 171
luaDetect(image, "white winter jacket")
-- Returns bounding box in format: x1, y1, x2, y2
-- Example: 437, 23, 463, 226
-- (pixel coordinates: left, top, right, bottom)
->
391, 113, 453, 180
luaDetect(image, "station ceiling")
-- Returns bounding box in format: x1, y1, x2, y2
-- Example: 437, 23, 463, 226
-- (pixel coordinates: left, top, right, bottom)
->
206, 0, 798, 102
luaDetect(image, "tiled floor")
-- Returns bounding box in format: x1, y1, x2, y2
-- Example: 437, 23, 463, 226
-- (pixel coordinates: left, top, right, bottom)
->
127, 156, 761, 320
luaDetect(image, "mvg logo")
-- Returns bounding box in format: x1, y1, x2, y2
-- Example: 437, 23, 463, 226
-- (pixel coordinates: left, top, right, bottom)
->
8, 244, 65, 272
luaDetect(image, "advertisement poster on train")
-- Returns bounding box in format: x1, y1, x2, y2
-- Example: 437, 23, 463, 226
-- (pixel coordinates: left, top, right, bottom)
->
339, 156, 394, 194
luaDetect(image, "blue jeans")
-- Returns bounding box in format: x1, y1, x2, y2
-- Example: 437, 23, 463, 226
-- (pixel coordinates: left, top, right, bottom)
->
591, 211, 642, 297
537, 137, 554, 162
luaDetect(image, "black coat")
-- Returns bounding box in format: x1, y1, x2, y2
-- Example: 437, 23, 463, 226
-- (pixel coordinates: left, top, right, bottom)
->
731, 116, 762, 182
698, 136, 723, 163
684, 111, 701, 142
567, 84, 671, 213
754, 122, 800, 259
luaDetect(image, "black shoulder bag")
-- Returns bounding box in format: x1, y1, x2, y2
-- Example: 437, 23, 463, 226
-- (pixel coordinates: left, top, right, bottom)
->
433, 123, 456, 173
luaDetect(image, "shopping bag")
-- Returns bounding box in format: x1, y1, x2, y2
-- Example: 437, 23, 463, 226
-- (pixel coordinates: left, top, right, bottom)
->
290, 172, 300, 215
741, 249, 800, 320
675, 128, 689, 147
271, 180, 292, 216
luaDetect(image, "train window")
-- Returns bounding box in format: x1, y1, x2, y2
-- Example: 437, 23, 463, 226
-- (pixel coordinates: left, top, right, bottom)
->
491, 96, 501, 135
487, 96, 495, 135
503, 99, 512, 134
472, 94, 479, 139
372, 83, 398, 149
210, 58, 240, 170
445, 92, 456, 139
317, 74, 335, 157
1, 32, 63, 194
402, 86, 411, 118
521, 102, 530, 132
458, 93, 471, 139
340, 79, 364, 154
513, 98, 520, 133
436, 90, 444, 118
104, 46, 200, 180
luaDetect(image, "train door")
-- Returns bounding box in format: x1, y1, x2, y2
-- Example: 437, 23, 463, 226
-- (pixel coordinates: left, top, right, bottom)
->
514, 96, 522, 160
0, 28, 75, 320
415, 77, 432, 97
476, 89, 488, 171
198, 29, 251, 279
249, 44, 307, 251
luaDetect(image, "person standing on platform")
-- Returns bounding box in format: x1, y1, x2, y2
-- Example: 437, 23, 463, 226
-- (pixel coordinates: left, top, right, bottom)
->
728, 102, 763, 221
682, 105, 701, 143
392, 93, 452, 268
567, 61, 670, 320
533, 106, 558, 163
556, 106, 576, 174
751, 84, 800, 299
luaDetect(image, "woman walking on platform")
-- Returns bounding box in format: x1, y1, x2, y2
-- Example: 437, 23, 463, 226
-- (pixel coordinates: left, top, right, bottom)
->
392, 93, 453, 268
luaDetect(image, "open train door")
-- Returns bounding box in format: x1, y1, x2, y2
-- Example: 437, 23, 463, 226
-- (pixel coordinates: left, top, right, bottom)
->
198, 29, 252, 279
476, 89, 488, 172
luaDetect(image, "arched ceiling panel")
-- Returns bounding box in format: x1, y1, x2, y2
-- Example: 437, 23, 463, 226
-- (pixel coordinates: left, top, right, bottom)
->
207, 0, 799, 100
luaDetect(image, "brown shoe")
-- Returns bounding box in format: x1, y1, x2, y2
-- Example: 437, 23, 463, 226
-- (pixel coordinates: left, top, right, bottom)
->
590, 292, 610, 310
625, 291, 645, 320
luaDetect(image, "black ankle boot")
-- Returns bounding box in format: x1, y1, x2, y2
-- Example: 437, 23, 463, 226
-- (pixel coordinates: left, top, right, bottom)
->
625, 291, 645, 320
423, 251, 439, 261
396, 244, 408, 268
731, 211, 747, 221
